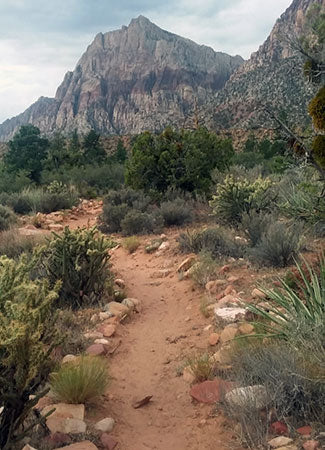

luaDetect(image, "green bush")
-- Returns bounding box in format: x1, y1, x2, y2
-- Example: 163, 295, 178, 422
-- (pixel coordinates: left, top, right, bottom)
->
0, 228, 44, 258
0, 255, 60, 448
121, 210, 163, 236
248, 221, 303, 267
123, 236, 141, 254
99, 188, 152, 233
0, 205, 16, 231
38, 227, 114, 309
160, 198, 194, 226
50, 355, 109, 404
178, 227, 245, 259
210, 175, 273, 225
189, 253, 218, 286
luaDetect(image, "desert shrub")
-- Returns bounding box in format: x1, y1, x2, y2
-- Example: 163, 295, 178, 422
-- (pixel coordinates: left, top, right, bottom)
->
230, 342, 325, 427
248, 256, 325, 339
121, 210, 163, 236
50, 355, 109, 404
241, 210, 276, 246
159, 198, 194, 226
178, 227, 245, 259
0, 255, 60, 448
56, 309, 92, 355
189, 253, 218, 286
0, 228, 44, 258
37, 227, 114, 309
99, 188, 152, 233
185, 352, 215, 382
248, 221, 303, 267
0, 188, 78, 215
123, 236, 141, 254
0, 205, 17, 231
210, 175, 273, 225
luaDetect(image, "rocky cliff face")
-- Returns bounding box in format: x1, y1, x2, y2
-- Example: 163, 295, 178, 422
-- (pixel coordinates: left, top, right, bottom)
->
207, 0, 324, 130
0, 16, 243, 140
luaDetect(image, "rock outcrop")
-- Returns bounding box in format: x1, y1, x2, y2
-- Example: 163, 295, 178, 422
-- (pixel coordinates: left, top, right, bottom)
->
0, 16, 243, 140
207, 0, 324, 130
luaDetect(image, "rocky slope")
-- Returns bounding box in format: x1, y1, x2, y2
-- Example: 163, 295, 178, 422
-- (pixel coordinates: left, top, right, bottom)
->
0, 16, 243, 140
206, 0, 324, 130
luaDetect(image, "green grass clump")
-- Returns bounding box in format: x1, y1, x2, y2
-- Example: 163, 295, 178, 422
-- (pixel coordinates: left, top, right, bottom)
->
123, 236, 141, 253
50, 355, 109, 404
0, 205, 16, 231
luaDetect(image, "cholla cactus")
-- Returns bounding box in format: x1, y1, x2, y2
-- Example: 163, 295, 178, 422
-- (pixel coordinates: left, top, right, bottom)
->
210, 175, 273, 224
0, 255, 60, 449
38, 226, 114, 309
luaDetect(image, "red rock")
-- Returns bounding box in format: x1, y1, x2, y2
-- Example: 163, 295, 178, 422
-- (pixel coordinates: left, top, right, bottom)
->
303, 440, 320, 450
297, 425, 312, 436
100, 324, 116, 337
101, 433, 118, 450
44, 432, 72, 446
224, 285, 236, 295
86, 343, 106, 356
220, 265, 231, 273
208, 333, 220, 346
132, 395, 153, 409
190, 379, 235, 404
270, 421, 288, 435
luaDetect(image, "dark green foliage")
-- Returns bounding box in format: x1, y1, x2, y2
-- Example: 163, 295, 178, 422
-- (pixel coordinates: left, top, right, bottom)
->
0, 205, 16, 231
121, 210, 163, 236
4, 125, 49, 182
38, 227, 114, 309
312, 135, 325, 168
45, 132, 71, 171
112, 138, 127, 163
82, 129, 106, 164
0, 167, 32, 193
0, 255, 60, 448
178, 227, 245, 259
99, 189, 152, 233
248, 221, 303, 267
126, 127, 234, 194
160, 198, 194, 226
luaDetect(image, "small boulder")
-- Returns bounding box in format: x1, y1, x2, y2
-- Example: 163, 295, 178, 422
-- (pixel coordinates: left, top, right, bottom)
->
214, 307, 247, 323
268, 437, 294, 448
94, 338, 110, 345
177, 256, 196, 273
100, 324, 117, 337
48, 224, 64, 232
56, 442, 98, 450
270, 421, 288, 435
158, 241, 170, 251
205, 279, 227, 294
220, 325, 238, 343
297, 425, 312, 436
225, 385, 268, 410
252, 288, 267, 299
303, 441, 320, 450
190, 379, 234, 404
104, 301, 129, 318
218, 294, 239, 307
208, 333, 220, 346
63, 418, 87, 434
62, 355, 77, 364
86, 344, 106, 356
100, 434, 118, 450
94, 417, 115, 433
122, 298, 136, 309
238, 323, 254, 335
114, 279, 125, 288
224, 285, 236, 296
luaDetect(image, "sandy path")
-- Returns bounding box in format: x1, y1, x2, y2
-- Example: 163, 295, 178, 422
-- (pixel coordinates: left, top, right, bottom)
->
101, 238, 241, 450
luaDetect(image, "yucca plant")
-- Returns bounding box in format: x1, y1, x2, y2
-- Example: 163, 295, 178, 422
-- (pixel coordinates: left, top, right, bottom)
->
50, 355, 109, 404
247, 255, 325, 340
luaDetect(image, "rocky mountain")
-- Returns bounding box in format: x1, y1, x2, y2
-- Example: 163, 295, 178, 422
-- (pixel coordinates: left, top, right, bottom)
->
0, 16, 243, 140
207, 0, 324, 131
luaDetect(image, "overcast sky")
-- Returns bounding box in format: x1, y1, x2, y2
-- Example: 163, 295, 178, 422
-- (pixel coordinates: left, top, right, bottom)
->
0, 0, 292, 123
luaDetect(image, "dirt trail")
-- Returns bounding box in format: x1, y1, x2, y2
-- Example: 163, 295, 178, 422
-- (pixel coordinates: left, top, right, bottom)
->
99, 234, 241, 450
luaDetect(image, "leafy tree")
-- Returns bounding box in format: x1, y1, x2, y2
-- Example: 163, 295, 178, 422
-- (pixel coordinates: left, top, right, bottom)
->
4, 125, 49, 182
126, 127, 234, 194
114, 138, 127, 163
45, 132, 70, 171
68, 129, 83, 166
82, 129, 106, 165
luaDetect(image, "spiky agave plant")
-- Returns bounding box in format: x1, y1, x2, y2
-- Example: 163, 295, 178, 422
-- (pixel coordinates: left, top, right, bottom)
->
247, 254, 325, 340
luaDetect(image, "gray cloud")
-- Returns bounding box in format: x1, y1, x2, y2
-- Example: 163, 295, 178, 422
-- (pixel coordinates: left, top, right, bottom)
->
0, 0, 292, 123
